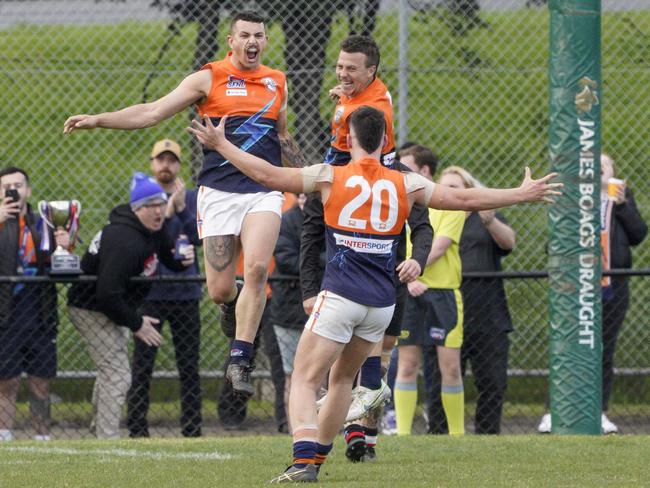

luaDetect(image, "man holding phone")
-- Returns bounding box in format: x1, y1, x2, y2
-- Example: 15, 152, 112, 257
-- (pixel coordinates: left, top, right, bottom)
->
0, 166, 71, 441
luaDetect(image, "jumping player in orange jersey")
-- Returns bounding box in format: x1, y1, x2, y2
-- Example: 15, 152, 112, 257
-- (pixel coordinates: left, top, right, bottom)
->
188, 106, 561, 483
63, 11, 306, 398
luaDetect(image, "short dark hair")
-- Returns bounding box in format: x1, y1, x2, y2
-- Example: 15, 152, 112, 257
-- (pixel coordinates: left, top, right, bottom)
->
398, 141, 417, 152
230, 11, 265, 33
349, 106, 386, 154
0, 166, 30, 184
398, 144, 439, 175
340, 35, 380, 69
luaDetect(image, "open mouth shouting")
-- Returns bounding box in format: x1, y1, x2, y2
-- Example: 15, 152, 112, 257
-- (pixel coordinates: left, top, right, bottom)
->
245, 46, 259, 64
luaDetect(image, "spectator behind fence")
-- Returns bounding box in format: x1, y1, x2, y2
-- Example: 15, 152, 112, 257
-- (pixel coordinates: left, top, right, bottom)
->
127, 140, 203, 438
270, 193, 309, 432
395, 146, 466, 437
423, 166, 515, 435
67, 172, 195, 439
538, 153, 647, 435
0, 167, 71, 442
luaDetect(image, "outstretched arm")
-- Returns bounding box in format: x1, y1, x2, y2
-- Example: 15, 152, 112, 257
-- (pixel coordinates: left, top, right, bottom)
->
409, 168, 562, 211
63, 70, 211, 133
188, 115, 306, 194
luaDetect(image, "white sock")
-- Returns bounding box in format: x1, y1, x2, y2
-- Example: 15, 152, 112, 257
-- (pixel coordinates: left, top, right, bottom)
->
0, 429, 13, 441
33, 435, 51, 441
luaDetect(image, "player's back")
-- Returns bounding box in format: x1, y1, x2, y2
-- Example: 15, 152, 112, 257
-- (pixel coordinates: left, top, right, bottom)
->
321, 158, 409, 307
196, 54, 286, 194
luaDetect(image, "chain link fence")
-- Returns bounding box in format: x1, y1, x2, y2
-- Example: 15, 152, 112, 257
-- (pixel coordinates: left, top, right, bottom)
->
1, 0, 649, 438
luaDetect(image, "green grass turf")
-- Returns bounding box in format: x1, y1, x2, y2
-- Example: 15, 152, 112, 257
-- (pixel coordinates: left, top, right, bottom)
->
1, 435, 649, 487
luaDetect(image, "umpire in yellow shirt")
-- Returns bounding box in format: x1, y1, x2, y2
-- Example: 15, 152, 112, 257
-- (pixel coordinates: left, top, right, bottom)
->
393, 144, 465, 436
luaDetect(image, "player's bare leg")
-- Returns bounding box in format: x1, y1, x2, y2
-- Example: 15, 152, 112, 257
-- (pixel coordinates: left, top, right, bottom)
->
203, 235, 249, 395
270, 329, 345, 483
318, 336, 376, 465
217, 212, 279, 398
204, 235, 240, 305
237, 211, 281, 342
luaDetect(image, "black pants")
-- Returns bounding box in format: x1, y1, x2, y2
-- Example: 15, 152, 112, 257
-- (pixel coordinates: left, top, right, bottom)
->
217, 304, 287, 430
602, 278, 630, 411
423, 329, 509, 435
127, 300, 202, 437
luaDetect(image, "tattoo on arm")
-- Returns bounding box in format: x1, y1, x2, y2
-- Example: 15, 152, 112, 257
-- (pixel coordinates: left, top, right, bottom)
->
280, 136, 308, 168
205, 235, 236, 272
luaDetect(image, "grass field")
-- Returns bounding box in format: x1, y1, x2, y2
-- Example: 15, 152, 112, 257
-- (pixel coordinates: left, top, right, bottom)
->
1, 435, 649, 487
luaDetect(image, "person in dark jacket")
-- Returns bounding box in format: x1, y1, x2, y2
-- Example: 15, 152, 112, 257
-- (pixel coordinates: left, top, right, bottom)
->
270, 193, 309, 431
67, 172, 194, 439
0, 167, 71, 441
127, 140, 203, 438
599, 153, 647, 433
538, 153, 647, 434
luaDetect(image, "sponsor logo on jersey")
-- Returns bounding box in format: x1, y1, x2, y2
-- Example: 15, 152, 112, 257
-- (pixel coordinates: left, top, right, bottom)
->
226, 75, 246, 89
334, 106, 344, 124
226, 89, 247, 96
261, 76, 277, 93
429, 327, 446, 341
334, 233, 393, 254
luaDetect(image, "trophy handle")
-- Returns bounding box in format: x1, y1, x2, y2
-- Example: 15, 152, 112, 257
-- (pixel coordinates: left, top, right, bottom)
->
68, 200, 82, 246
37, 201, 55, 229
71, 200, 82, 216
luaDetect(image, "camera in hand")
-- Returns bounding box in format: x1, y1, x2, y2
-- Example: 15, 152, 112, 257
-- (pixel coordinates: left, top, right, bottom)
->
5, 189, 19, 204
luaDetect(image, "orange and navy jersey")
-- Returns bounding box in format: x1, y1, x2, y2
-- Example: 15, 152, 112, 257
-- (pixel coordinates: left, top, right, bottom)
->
322, 158, 409, 307
196, 53, 287, 194
324, 77, 396, 167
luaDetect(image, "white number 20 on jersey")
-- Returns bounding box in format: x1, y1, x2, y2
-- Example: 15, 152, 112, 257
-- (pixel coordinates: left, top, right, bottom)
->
338, 175, 398, 232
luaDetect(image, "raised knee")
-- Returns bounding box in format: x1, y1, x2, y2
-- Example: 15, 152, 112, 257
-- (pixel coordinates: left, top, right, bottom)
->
244, 261, 268, 286
207, 283, 235, 304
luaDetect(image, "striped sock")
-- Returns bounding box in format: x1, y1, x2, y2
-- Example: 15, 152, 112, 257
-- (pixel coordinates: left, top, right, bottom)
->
441, 384, 465, 436
394, 381, 417, 435
364, 427, 378, 448
314, 442, 333, 467
344, 424, 365, 445
292, 440, 316, 468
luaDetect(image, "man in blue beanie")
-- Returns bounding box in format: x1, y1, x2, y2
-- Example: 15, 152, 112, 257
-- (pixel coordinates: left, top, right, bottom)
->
67, 172, 195, 439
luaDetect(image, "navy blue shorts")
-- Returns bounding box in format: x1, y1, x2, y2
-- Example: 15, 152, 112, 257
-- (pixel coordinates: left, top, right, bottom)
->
0, 291, 57, 379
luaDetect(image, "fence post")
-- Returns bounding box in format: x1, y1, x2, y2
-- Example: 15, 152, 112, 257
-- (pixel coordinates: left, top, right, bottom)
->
548, 0, 602, 435
397, 0, 409, 146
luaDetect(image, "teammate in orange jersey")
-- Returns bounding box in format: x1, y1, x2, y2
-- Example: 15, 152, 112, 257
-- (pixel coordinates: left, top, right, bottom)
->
189, 106, 561, 483
302, 36, 431, 462
63, 11, 306, 398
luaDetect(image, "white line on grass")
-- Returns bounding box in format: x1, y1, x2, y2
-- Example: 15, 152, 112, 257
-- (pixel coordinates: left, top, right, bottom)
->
0, 446, 234, 461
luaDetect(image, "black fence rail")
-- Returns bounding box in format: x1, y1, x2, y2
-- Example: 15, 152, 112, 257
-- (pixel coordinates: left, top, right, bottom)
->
1, 270, 648, 439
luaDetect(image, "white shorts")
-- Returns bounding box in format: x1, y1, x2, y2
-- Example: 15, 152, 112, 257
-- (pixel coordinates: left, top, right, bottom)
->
197, 187, 284, 238
304, 290, 395, 344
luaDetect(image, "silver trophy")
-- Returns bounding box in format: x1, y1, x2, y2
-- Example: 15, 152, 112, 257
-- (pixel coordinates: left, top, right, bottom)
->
38, 200, 82, 274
